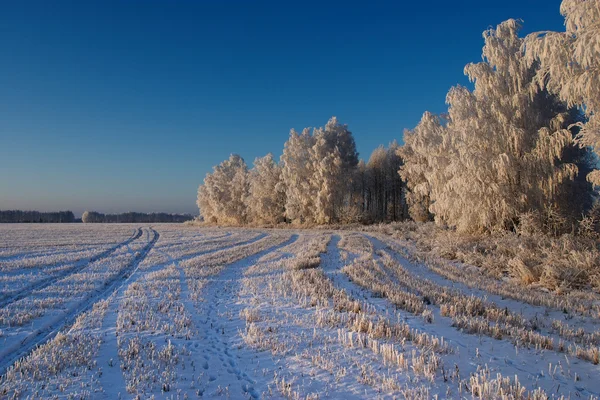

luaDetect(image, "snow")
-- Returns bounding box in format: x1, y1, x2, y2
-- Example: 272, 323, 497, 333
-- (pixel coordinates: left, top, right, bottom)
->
1, 224, 599, 399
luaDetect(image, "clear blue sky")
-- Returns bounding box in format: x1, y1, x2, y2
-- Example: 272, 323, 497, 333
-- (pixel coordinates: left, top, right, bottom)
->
0, 0, 565, 216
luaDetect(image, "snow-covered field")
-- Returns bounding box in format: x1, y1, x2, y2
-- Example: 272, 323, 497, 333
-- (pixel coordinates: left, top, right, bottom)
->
1, 224, 599, 399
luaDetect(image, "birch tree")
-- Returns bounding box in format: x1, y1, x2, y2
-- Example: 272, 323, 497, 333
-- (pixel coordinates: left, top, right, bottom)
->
348, 142, 407, 223
197, 154, 249, 225
311, 133, 343, 224
385, 140, 405, 221
280, 128, 317, 224
523, 0, 600, 184
246, 153, 286, 225
315, 117, 359, 222
398, 114, 442, 223
280, 117, 359, 224
366, 146, 387, 221
401, 19, 587, 233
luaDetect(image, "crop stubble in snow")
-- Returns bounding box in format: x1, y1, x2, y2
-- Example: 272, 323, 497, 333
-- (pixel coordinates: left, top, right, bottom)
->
1, 224, 600, 399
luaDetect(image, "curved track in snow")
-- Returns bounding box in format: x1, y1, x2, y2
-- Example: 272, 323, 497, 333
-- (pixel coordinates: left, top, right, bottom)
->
0, 228, 143, 309
0, 228, 159, 378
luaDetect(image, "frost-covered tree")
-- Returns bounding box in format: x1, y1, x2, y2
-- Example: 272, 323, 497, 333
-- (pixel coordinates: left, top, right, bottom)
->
281, 128, 317, 224
320, 117, 359, 172
311, 133, 343, 224
363, 143, 405, 221
523, 0, 600, 184
398, 115, 442, 223
280, 117, 359, 224
343, 141, 407, 223
197, 154, 249, 225
401, 19, 588, 233
366, 146, 387, 220
384, 141, 405, 221
352, 160, 369, 218
82, 211, 100, 223
196, 185, 217, 224
246, 153, 286, 225
315, 117, 359, 222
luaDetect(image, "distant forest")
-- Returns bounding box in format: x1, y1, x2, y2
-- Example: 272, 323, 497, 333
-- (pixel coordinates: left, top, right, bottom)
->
0, 210, 194, 223
0, 210, 75, 223
81, 211, 194, 223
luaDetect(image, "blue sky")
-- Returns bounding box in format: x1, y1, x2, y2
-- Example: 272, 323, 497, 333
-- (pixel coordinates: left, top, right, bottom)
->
0, 0, 565, 216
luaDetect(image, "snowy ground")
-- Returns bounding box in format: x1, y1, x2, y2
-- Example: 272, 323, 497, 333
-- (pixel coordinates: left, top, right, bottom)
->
1, 224, 599, 399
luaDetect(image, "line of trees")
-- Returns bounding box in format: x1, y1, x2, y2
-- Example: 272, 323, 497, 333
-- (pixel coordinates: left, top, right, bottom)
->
401, 8, 599, 234
81, 211, 194, 223
198, 1, 600, 234
401, 18, 595, 233
197, 118, 406, 225
0, 210, 75, 223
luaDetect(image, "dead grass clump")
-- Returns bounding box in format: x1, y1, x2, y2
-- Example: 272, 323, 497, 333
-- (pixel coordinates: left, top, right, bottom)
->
342, 256, 426, 316
241, 323, 289, 355
466, 365, 578, 399
572, 345, 600, 365
293, 256, 321, 270
240, 307, 261, 323
364, 224, 600, 318
364, 221, 600, 294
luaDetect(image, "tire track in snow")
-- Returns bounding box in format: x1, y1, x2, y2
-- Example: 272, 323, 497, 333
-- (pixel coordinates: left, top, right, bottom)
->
0, 228, 160, 378
0, 228, 143, 309
95, 292, 129, 400
94, 232, 271, 397
94, 229, 171, 399
0, 245, 111, 263
368, 235, 600, 359
334, 234, 600, 398
153, 232, 268, 270
192, 234, 298, 399
0, 235, 142, 262
154, 247, 202, 337
368, 234, 600, 345
157, 233, 292, 337
155, 231, 233, 252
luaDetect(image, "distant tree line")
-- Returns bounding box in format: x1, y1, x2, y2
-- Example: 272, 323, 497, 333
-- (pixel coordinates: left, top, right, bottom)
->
81, 211, 194, 223
0, 210, 75, 223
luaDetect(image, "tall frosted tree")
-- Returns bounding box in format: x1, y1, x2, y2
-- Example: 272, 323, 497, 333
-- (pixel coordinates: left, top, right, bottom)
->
366, 146, 387, 220
246, 153, 286, 225
196, 185, 217, 224
401, 19, 587, 233
311, 133, 343, 224
524, 0, 600, 184
313, 117, 359, 222
363, 142, 405, 222
398, 114, 443, 223
321, 117, 359, 172
280, 128, 317, 224
384, 141, 405, 221
353, 160, 369, 217
197, 154, 249, 225
280, 117, 359, 224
